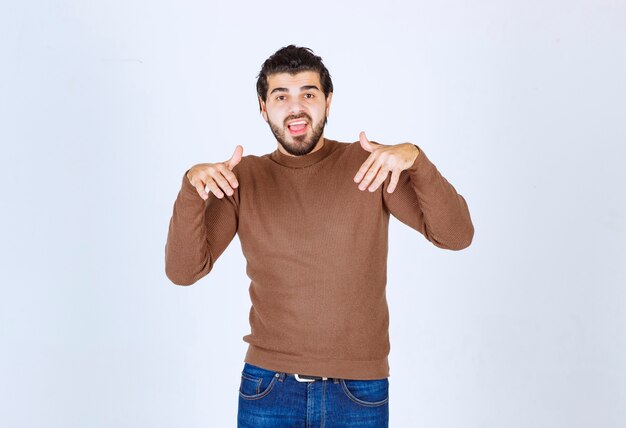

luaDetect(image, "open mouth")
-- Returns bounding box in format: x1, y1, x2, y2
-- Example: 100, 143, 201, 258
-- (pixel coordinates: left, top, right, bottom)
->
287, 120, 308, 136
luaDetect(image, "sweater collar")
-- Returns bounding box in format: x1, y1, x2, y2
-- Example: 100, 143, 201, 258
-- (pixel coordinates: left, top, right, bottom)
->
269, 138, 335, 168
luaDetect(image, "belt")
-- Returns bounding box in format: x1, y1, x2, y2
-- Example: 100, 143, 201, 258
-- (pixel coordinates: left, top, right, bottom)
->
288, 373, 330, 382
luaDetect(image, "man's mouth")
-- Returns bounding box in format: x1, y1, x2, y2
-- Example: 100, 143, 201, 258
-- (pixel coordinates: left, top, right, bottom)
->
287, 120, 308, 136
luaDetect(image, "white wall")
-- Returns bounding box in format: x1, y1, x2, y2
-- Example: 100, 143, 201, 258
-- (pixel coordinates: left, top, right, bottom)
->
1, 1, 624, 427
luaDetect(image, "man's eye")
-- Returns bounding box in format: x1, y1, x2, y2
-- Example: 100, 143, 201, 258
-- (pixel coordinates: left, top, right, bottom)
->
276, 95, 286, 101
304, 93, 314, 99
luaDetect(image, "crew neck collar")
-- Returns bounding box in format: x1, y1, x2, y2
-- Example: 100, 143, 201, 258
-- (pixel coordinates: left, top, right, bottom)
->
269, 138, 335, 168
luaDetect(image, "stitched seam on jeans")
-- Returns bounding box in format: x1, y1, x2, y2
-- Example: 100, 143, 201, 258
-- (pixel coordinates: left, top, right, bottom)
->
239, 376, 278, 400
339, 379, 389, 407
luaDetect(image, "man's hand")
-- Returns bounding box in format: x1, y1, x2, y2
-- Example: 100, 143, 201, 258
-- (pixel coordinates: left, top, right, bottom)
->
187, 145, 243, 200
353, 131, 420, 193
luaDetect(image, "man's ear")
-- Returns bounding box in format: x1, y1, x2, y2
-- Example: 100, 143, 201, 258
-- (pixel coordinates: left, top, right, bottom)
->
258, 96, 268, 123
325, 92, 333, 117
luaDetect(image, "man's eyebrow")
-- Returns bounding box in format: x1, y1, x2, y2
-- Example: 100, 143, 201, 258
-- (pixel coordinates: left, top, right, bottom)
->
269, 85, 321, 95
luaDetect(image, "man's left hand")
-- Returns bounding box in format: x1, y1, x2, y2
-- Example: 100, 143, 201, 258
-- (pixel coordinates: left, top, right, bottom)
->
353, 131, 420, 193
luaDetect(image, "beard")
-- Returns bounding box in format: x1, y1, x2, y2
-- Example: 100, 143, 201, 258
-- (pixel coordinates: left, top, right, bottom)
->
267, 113, 327, 156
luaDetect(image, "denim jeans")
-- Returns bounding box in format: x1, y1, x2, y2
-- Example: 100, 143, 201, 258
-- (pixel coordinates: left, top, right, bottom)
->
237, 362, 389, 427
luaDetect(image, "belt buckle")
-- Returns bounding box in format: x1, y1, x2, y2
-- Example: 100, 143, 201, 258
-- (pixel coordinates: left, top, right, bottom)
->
294, 374, 328, 382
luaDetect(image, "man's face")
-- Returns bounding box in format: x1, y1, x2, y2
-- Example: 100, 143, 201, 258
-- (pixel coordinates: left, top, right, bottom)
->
259, 71, 333, 156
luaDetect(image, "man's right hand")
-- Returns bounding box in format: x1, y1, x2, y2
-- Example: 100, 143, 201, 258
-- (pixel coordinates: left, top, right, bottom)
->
186, 145, 243, 200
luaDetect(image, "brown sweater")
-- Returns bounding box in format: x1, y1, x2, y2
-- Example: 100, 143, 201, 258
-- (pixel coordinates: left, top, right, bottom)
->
165, 137, 474, 380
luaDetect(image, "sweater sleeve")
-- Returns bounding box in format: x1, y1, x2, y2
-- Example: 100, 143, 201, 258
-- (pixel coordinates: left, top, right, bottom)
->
382, 145, 474, 250
164, 169, 239, 285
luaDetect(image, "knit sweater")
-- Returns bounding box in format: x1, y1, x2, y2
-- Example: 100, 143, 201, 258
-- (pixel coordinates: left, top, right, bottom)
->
165, 137, 474, 380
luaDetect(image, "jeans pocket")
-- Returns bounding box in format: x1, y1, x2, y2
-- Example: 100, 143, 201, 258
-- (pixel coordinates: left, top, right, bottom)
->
239, 363, 279, 400
340, 378, 389, 407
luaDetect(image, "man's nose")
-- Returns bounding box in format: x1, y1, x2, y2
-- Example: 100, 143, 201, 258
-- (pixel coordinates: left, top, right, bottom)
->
287, 99, 305, 115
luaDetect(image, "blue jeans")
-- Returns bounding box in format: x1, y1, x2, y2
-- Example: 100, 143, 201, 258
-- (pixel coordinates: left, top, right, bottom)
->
237, 362, 389, 427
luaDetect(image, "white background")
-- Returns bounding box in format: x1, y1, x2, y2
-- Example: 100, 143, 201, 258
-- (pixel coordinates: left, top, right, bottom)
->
1, 1, 625, 427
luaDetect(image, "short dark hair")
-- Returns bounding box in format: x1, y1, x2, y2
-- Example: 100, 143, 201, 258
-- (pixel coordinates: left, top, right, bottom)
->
256, 45, 334, 112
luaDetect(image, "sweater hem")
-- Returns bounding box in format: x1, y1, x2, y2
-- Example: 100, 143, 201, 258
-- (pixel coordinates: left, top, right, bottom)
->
244, 344, 390, 380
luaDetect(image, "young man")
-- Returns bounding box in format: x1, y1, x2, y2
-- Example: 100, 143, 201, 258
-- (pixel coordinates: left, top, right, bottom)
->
165, 45, 474, 427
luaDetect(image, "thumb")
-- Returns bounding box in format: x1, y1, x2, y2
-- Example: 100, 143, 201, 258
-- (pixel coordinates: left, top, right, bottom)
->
225, 145, 243, 170
359, 131, 375, 152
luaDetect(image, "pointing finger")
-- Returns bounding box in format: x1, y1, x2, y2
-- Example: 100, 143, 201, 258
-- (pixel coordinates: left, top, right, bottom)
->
225, 145, 243, 170
359, 131, 375, 153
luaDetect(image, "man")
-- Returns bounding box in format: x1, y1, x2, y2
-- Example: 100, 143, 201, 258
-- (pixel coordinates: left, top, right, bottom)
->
165, 45, 474, 427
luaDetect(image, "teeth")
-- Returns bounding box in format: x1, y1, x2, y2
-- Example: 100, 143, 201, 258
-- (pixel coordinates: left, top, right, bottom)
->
289, 121, 306, 127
